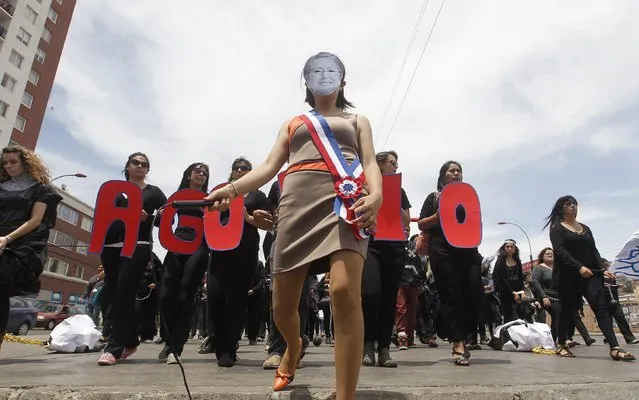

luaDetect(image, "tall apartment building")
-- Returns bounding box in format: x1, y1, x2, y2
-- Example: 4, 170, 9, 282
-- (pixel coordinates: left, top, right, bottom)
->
38, 184, 100, 304
0, 0, 75, 150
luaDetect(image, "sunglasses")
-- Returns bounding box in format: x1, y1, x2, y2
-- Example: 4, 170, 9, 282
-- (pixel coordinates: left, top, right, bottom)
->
129, 159, 149, 168
193, 167, 209, 177
233, 165, 251, 172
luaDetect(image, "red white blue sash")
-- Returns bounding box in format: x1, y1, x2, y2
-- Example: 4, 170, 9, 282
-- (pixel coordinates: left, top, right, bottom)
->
298, 110, 369, 239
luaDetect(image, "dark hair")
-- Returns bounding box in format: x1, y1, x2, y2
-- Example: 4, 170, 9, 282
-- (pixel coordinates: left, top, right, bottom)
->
122, 152, 149, 180
537, 247, 553, 265
497, 239, 522, 264
543, 195, 578, 229
302, 52, 354, 109
436, 160, 462, 191
178, 162, 210, 192
376, 151, 398, 165
229, 157, 252, 182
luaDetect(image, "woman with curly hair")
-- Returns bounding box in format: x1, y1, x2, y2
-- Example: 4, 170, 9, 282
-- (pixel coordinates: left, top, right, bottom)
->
0, 146, 62, 354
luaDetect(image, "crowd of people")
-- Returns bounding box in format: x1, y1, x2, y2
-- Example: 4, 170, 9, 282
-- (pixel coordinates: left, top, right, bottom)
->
0, 51, 637, 400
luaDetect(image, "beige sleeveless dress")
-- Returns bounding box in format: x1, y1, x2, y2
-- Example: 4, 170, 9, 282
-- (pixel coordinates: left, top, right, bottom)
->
272, 113, 370, 276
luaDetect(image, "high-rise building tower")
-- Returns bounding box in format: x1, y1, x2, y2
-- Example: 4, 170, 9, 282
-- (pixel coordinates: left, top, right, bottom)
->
0, 0, 75, 150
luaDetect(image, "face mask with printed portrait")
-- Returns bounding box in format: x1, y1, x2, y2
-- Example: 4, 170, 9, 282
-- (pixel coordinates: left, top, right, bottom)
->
304, 55, 344, 96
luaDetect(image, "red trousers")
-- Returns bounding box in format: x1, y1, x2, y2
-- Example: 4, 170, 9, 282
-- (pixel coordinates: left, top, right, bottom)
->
395, 285, 420, 339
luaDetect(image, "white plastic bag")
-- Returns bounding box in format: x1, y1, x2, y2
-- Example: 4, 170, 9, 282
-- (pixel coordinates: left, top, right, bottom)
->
49, 314, 102, 353
507, 322, 555, 351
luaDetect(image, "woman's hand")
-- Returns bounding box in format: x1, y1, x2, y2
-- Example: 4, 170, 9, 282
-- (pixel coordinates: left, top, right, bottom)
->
0, 236, 8, 254
350, 192, 382, 232
543, 297, 551, 308
579, 266, 593, 278
603, 270, 616, 282
205, 184, 237, 212
253, 209, 274, 225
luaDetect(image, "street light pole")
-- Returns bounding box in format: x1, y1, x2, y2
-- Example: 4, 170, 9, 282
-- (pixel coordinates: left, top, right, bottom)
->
498, 221, 534, 269
50, 173, 87, 183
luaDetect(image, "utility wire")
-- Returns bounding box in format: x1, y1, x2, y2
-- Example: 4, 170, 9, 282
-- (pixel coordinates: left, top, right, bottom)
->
381, 0, 448, 149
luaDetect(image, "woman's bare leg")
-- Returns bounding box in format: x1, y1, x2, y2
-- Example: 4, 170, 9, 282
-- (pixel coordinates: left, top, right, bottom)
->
329, 250, 365, 400
272, 264, 310, 376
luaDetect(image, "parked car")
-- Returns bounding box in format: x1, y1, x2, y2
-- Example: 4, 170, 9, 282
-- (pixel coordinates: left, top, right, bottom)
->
36, 303, 86, 330
7, 297, 38, 336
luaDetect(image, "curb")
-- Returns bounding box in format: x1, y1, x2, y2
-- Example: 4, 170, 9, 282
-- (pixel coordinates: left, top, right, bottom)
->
2, 383, 639, 400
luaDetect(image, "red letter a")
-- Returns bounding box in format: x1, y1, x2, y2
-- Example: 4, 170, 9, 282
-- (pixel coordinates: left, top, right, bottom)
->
88, 180, 143, 258
439, 182, 482, 248
159, 189, 205, 255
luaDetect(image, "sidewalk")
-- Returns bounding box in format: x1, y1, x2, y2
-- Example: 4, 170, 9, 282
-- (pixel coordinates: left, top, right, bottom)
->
1, 337, 638, 399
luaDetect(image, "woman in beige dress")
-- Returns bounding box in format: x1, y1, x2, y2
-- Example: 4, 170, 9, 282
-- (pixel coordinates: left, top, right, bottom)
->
204, 52, 382, 400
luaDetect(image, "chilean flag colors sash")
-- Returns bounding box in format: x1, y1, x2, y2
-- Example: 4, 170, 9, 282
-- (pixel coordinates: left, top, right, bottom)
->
298, 110, 369, 239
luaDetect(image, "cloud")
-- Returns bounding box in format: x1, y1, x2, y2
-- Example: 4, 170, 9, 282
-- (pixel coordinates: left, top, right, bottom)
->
36, 0, 639, 263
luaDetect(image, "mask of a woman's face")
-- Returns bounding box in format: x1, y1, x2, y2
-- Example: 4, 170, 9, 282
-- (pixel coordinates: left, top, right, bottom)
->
304, 57, 343, 96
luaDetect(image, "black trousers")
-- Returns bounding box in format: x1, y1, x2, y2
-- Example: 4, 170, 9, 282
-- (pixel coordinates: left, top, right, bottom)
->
158, 245, 209, 355
135, 290, 158, 340
246, 290, 265, 341
361, 242, 405, 350
0, 295, 8, 342
318, 300, 333, 338
428, 244, 482, 343
268, 277, 310, 355
101, 245, 151, 358
558, 274, 618, 348
568, 311, 592, 341
612, 303, 637, 343
543, 299, 561, 342
208, 248, 257, 356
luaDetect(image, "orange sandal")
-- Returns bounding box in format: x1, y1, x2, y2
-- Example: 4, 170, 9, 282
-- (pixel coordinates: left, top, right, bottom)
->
273, 338, 303, 392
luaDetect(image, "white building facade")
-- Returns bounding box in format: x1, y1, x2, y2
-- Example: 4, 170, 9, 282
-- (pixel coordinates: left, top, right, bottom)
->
0, 0, 52, 149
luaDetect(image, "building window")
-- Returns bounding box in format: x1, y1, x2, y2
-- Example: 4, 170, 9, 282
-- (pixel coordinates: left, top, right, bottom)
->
48, 8, 58, 23
80, 216, 93, 232
9, 50, 24, 69
14, 116, 26, 132
48, 229, 75, 250
35, 48, 46, 64
28, 70, 40, 85
1, 74, 17, 92
22, 92, 33, 108
42, 27, 52, 43
75, 266, 84, 280
46, 257, 69, 276
25, 6, 38, 24
57, 204, 80, 225
76, 240, 88, 255
17, 27, 32, 46
0, 101, 8, 118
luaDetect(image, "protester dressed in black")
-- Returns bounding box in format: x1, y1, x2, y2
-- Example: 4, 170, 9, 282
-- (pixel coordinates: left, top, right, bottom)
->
418, 161, 483, 366
547, 195, 635, 361
157, 163, 210, 363
492, 240, 526, 323
97, 152, 167, 366
361, 151, 411, 368
208, 157, 273, 367
0, 146, 62, 354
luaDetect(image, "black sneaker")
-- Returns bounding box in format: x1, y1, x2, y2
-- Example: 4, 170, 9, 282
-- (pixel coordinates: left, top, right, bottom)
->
217, 352, 236, 368
158, 345, 171, 361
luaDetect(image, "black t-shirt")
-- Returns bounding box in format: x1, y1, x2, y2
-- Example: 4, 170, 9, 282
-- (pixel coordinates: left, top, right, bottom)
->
219, 190, 271, 252
370, 187, 411, 248
105, 184, 167, 244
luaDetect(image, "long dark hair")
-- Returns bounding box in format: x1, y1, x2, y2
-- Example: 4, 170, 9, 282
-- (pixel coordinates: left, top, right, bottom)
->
497, 239, 522, 265
302, 52, 354, 109
543, 195, 578, 229
178, 162, 210, 192
537, 247, 553, 265
122, 152, 149, 180
436, 160, 462, 191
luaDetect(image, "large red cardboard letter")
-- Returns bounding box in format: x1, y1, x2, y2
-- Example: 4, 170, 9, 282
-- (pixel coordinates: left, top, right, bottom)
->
159, 189, 205, 255
88, 180, 143, 257
374, 173, 406, 241
203, 183, 245, 251
439, 182, 482, 248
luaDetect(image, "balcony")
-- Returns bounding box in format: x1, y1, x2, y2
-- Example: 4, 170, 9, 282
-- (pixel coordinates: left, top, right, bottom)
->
0, 1, 16, 20
0, 23, 7, 43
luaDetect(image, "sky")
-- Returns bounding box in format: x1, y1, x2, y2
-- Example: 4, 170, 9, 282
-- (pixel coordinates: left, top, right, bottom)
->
35, 0, 639, 264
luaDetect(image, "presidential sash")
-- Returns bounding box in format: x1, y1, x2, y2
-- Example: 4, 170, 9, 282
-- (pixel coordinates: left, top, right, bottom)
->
298, 110, 369, 239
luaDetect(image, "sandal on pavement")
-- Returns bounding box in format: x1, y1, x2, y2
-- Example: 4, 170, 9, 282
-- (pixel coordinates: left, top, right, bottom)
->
556, 345, 575, 358
610, 347, 636, 361
452, 351, 470, 366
